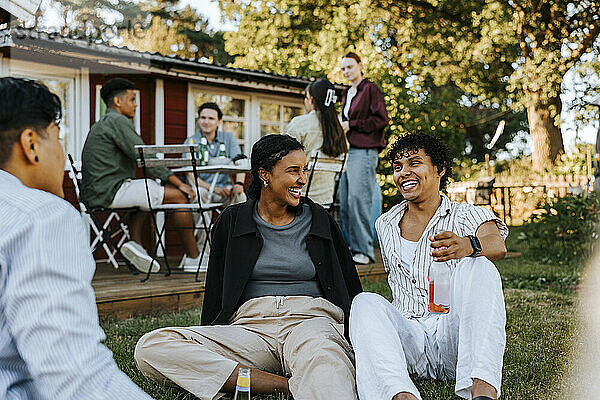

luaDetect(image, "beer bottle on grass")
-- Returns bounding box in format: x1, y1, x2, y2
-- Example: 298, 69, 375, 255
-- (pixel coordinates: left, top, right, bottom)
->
233, 367, 251, 400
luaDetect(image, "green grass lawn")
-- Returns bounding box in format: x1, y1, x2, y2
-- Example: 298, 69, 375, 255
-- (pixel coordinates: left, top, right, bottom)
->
102, 226, 583, 399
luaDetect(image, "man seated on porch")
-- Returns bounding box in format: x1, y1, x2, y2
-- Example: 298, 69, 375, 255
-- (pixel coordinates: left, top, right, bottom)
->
183, 102, 246, 266
81, 78, 201, 272
184, 102, 246, 205
0, 77, 153, 399
349, 133, 509, 400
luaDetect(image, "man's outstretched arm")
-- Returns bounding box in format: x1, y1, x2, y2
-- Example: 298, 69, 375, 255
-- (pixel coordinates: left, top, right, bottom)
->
429, 221, 507, 262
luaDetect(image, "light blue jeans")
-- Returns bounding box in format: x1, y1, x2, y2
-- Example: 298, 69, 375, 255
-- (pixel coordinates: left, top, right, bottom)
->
339, 147, 380, 261
371, 179, 382, 243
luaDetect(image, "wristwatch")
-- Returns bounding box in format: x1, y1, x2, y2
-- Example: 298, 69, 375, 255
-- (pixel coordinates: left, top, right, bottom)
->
467, 235, 482, 257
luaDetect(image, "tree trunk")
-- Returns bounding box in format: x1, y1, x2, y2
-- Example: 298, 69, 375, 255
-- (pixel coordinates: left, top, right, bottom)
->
526, 92, 564, 172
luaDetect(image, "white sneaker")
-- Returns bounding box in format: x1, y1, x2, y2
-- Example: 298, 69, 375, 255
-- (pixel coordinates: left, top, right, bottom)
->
352, 253, 370, 265
178, 254, 208, 273
120, 241, 160, 273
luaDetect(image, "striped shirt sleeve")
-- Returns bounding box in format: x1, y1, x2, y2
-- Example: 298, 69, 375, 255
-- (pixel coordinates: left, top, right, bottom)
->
457, 204, 509, 240
4, 201, 153, 400
375, 215, 391, 272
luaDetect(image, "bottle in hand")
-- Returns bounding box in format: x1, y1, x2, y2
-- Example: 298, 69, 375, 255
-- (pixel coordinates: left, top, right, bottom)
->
428, 261, 450, 313
233, 367, 251, 400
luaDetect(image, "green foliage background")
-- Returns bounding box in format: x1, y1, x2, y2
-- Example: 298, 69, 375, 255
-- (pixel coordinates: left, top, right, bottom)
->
41, 0, 232, 64
216, 0, 538, 207
217, 0, 600, 173
520, 192, 600, 264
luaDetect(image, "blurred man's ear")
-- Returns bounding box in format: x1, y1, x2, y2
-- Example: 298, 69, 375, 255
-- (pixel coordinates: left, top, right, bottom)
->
19, 129, 40, 165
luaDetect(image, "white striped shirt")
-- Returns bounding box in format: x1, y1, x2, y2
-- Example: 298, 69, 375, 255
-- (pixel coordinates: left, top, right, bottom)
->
375, 195, 509, 318
0, 170, 153, 400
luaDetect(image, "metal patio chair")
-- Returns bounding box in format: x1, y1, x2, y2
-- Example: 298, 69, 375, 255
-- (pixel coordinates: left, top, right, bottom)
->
67, 154, 138, 274
136, 144, 222, 282
305, 150, 347, 213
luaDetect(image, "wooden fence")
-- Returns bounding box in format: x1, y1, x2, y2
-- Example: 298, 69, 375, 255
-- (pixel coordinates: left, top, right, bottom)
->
447, 174, 592, 225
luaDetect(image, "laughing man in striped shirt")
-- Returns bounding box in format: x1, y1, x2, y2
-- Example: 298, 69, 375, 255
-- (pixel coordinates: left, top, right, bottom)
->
349, 133, 509, 400
0, 77, 153, 399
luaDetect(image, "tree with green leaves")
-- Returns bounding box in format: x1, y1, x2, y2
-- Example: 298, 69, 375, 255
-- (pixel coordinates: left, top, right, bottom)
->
375, 0, 600, 171
45, 0, 128, 35
41, 0, 231, 64
219, 0, 525, 156
124, 0, 232, 64
220, 0, 599, 172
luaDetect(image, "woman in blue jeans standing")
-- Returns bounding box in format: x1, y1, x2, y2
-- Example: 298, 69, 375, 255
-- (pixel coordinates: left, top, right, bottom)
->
339, 52, 390, 264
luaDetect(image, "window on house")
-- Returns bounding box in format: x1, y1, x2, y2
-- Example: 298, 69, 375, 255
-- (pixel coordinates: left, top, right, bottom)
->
192, 91, 247, 151
6, 59, 88, 166
259, 102, 303, 136
39, 78, 74, 155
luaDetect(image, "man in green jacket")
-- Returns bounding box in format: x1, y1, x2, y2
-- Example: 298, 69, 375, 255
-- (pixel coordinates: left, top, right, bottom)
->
81, 78, 200, 273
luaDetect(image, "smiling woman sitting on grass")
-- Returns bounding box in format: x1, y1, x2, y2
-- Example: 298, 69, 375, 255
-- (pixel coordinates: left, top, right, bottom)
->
133, 134, 363, 400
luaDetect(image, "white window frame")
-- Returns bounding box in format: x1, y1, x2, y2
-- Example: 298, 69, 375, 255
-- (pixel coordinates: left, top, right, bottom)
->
187, 84, 251, 154
4, 59, 90, 169
254, 94, 304, 137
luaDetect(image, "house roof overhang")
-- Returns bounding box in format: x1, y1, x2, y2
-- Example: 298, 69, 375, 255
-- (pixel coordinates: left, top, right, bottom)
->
0, 0, 42, 21
0, 28, 348, 95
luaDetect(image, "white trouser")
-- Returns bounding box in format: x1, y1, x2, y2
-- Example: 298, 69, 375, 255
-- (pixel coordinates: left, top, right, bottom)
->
349, 257, 506, 400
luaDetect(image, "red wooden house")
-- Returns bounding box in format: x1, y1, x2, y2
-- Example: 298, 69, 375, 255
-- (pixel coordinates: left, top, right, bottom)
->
0, 27, 314, 257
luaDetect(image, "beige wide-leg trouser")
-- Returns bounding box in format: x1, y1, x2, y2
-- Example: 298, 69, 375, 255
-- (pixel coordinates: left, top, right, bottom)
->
134, 296, 358, 400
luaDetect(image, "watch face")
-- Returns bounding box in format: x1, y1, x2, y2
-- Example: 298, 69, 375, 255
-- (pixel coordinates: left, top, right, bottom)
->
469, 235, 482, 256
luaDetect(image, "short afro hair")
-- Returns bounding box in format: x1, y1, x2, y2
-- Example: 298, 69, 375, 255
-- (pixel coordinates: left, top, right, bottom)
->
247, 134, 304, 200
100, 78, 135, 107
388, 133, 453, 191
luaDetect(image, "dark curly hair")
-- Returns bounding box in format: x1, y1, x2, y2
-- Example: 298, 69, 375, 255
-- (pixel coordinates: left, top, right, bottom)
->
247, 134, 305, 200
387, 133, 453, 190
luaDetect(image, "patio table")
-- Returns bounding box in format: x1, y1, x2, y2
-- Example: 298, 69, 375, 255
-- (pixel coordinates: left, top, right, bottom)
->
172, 164, 251, 200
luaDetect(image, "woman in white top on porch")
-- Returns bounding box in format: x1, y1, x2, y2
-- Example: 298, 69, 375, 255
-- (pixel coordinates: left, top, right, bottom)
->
285, 78, 348, 205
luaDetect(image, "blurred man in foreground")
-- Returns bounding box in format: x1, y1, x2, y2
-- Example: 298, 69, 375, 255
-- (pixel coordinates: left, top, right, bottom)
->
0, 77, 153, 399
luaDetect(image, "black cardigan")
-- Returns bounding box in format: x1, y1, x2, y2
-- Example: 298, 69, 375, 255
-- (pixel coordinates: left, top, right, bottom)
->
200, 197, 363, 338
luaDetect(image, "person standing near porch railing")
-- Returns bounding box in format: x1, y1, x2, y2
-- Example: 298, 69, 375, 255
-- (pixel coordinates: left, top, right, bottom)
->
0, 77, 154, 399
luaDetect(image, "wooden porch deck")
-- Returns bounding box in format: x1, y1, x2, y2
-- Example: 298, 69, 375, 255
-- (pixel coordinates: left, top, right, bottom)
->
93, 251, 387, 320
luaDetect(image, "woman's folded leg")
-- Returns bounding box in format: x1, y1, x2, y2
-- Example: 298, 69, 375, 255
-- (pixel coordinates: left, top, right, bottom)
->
134, 324, 282, 400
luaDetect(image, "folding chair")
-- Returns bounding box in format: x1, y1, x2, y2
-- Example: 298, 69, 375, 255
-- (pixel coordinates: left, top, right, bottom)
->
305, 150, 347, 213
136, 144, 222, 282
67, 154, 138, 274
